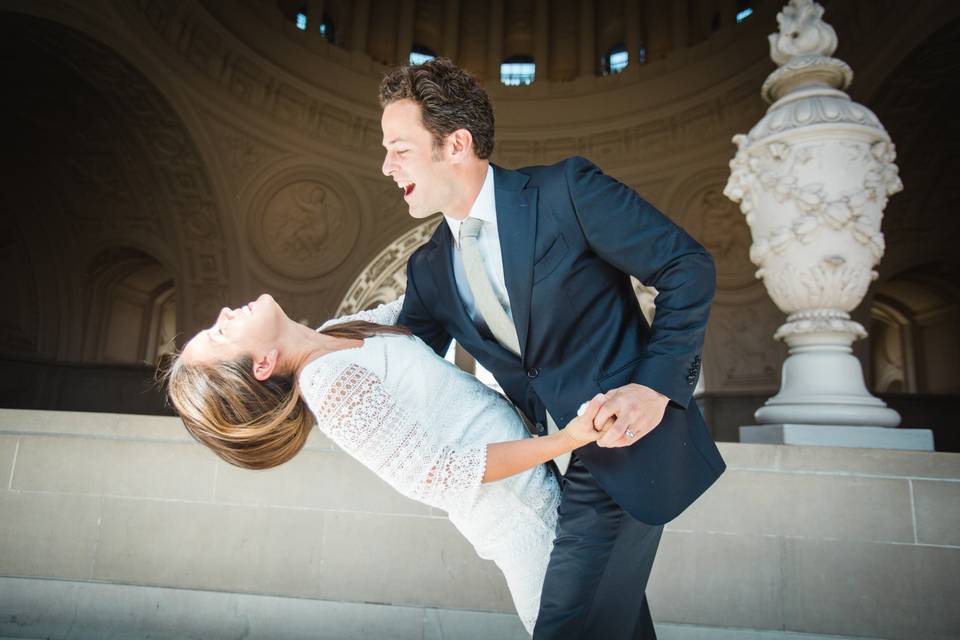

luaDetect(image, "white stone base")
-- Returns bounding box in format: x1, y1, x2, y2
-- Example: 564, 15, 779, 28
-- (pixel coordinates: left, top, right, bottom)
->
740, 424, 935, 451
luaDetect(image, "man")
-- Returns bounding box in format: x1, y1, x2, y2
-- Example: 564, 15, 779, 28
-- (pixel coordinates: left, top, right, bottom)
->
380, 58, 725, 639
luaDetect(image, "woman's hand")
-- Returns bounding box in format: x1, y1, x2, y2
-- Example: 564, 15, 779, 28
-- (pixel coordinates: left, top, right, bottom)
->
562, 394, 613, 446
483, 394, 613, 483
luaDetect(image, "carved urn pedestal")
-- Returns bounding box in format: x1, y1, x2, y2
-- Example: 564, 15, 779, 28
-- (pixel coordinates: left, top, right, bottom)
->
723, 0, 933, 451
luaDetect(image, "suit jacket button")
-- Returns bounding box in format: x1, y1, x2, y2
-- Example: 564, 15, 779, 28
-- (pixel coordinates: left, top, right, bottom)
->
535, 422, 545, 435
527, 367, 541, 379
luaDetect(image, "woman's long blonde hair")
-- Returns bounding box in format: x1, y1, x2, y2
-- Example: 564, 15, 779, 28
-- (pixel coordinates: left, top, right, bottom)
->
162, 320, 411, 470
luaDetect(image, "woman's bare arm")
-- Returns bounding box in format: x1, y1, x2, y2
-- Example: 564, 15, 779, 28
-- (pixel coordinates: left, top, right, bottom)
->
482, 395, 608, 483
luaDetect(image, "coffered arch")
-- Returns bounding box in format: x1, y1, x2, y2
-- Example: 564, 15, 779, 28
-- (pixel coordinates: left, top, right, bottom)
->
0, 9, 238, 366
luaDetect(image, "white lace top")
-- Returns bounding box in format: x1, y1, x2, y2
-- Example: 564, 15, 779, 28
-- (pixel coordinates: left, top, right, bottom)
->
303, 298, 560, 633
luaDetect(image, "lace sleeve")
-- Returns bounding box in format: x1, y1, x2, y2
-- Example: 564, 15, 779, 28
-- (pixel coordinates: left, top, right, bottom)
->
302, 360, 486, 515
317, 296, 404, 331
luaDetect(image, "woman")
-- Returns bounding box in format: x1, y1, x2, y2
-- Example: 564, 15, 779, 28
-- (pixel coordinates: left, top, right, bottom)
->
165, 293, 608, 634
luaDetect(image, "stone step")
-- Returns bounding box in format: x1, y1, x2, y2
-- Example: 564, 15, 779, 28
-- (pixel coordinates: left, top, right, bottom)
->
0, 577, 883, 640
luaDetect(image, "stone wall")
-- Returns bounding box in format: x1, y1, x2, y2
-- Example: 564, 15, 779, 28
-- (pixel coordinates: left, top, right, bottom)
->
3, 1, 958, 414
1, 409, 957, 639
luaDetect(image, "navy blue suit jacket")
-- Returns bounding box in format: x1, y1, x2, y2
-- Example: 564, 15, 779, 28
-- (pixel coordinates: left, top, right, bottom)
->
398, 156, 725, 525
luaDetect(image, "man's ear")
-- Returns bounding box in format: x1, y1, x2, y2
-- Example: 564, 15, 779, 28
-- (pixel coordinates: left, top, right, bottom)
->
253, 348, 279, 381
447, 128, 474, 162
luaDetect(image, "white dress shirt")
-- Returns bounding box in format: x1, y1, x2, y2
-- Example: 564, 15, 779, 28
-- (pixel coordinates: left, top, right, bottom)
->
444, 164, 515, 330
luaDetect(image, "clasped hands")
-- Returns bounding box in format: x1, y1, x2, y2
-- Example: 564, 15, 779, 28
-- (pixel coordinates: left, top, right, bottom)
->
564, 384, 669, 448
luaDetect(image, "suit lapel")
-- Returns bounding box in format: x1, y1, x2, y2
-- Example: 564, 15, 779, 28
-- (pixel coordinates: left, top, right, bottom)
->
423, 223, 486, 346
493, 164, 537, 359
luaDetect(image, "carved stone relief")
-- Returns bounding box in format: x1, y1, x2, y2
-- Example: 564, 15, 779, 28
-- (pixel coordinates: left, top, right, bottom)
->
706, 291, 784, 391
128, 0, 384, 156
363, 176, 413, 221
125, 0, 773, 173
246, 167, 361, 280
622, 177, 673, 212
670, 170, 756, 292
211, 120, 291, 190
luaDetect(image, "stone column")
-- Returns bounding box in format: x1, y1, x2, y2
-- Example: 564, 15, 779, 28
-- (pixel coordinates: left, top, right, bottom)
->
307, 0, 325, 31
644, 0, 670, 62
725, 0, 740, 27
534, 0, 549, 81
625, 0, 641, 68
723, 0, 932, 450
350, 0, 370, 53
486, 0, 504, 82
671, 0, 689, 49
454, 344, 477, 374
444, 0, 460, 61
578, 0, 595, 77
395, 0, 415, 66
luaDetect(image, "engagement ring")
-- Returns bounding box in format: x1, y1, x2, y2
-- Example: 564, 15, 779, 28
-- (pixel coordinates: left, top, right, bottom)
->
625, 429, 636, 439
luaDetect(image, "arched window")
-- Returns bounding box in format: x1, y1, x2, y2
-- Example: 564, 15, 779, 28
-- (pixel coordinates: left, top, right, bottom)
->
409, 45, 437, 65
604, 44, 629, 75
869, 267, 960, 395
286, 3, 334, 42
318, 14, 336, 43
83, 248, 176, 365
870, 301, 912, 393
500, 56, 536, 86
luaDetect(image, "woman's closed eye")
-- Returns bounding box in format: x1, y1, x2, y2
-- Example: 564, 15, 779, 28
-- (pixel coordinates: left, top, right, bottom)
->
207, 323, 226, 343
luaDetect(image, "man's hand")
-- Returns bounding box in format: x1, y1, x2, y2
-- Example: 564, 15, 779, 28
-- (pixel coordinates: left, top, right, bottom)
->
593, 384, 669, 447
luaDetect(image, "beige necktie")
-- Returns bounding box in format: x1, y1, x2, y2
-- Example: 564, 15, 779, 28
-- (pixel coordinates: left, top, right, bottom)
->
459, 218, 570, 474
459, 218, 520, 355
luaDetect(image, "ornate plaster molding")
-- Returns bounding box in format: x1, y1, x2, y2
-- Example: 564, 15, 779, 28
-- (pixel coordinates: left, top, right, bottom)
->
9, 10, 234, 335
336, 217, 441, 315
246, 166, 362, 281
769, 0, 838, 65
125, 0, 769, 169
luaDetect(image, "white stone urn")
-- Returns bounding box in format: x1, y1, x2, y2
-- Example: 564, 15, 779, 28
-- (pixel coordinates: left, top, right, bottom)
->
723, 0, 903, 427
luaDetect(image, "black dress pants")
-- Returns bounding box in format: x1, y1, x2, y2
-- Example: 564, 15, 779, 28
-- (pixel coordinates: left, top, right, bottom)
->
533, 453, 663, 639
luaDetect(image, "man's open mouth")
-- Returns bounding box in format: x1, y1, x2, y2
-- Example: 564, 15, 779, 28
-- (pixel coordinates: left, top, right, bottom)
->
399, 182, 416, 197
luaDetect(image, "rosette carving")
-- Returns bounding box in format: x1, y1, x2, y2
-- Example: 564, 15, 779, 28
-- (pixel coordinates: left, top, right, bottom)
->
247, 169, 360, 280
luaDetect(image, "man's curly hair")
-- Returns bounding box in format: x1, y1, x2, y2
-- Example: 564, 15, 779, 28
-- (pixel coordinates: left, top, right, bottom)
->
378, 58, 495, 159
